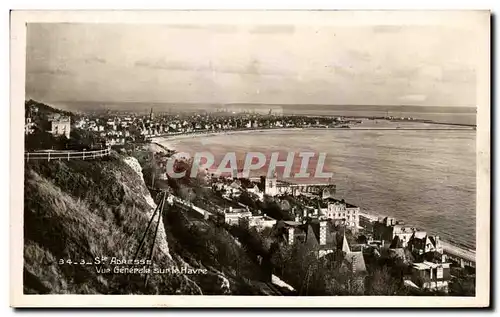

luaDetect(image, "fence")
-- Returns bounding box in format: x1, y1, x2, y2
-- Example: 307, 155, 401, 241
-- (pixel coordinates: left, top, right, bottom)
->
25, 147, 112, 161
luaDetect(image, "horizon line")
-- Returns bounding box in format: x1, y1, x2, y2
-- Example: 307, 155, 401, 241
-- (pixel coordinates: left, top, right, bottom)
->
31, 99, 477, 109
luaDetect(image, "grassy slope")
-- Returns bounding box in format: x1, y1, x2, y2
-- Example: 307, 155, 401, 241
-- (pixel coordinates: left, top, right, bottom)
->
23, 152, 282, 295
24, 153, 194, 294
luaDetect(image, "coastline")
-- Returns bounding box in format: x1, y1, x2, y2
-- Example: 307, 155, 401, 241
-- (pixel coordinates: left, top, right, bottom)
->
146, 133, 477, 265
359, 212, 475, 264
150, 127, 304, 143
149, 120, 474, 147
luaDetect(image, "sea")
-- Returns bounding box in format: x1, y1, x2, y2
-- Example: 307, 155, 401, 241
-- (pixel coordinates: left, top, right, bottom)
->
158, 118, 476, 251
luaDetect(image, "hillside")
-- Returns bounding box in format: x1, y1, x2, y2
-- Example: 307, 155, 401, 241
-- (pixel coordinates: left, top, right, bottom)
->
25, 99, 106, 151
23, 151, 286, 295
25, 99, 77, 123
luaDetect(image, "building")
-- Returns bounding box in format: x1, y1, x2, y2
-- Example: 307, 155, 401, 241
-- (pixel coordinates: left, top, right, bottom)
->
50, 115, 71, 138
325, 233, 368, 294
149, 107, 154, 121
323, 198, 360, 230
245, 183, 264, 202
410, 258, 451, 292
263, 174, 279, 196
391, 224, 418, 247
248, 215, 277, 231
408, 232, 443, 255
280, 220, 306, 245
25, 117, 35, 135
277, 218, 367, 293
222, 206, 252, 226
315, 221, 338, 258
261, 175, 336, 198
373, 217, 421, 246
279, 219, 339, 258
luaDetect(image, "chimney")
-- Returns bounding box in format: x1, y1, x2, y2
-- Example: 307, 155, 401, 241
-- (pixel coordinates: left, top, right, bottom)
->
319, 221, 327, 245
442, 254, 447, 263
288, 227, 295, 245
437, 236, 444, 253
229, 206, 233, 213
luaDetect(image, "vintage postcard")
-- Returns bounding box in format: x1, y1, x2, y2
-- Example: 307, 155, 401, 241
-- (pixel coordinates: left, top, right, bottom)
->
10, 10, 490, 307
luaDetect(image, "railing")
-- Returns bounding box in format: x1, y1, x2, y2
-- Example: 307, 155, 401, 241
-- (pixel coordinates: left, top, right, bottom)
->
25, 147, 112, 161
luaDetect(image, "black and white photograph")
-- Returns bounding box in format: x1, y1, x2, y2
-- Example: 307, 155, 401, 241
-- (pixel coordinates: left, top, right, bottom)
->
10, 10, 490, 307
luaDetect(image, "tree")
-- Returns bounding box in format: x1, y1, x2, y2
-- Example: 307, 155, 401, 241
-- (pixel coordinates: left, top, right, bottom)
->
366, 266, 403, 295
279, 199, 291, 212
238, 191, 258, 210
179, 186, 195, 203
449, 274, 475, 296
357, 234, 368, 245
68, 128, 106, 150
25, 129, 64, 151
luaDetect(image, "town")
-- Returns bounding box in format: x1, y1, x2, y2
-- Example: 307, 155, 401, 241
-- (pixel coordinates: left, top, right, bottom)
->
157, 165, 475, 295
25, 99, 432, 150
23, 99, 475, 296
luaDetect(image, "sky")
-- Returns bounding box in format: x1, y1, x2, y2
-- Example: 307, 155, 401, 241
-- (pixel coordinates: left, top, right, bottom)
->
25, 20, 482, 107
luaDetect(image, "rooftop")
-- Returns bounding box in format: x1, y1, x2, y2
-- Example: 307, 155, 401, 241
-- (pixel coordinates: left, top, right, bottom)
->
323, 197, 358, 208
343, 251, 367, 273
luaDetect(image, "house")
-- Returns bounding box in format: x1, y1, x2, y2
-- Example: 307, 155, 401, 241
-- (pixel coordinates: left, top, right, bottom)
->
310, 220, 339, 258
246, 186, 264, 202
373, 217, 421, 246
322, 233, 368, 294
278, 219, 341, 259
279, 220, 306, 245
410, 258, 450, 292
50, 115, 71, 138
408, 232, 443, 255
245, 183, 262, 194
391, 224, 418, 247
340, 235, 367, 294
25, 117, 35, 135
227, 180, 242, 197
248, 215, 277, 231
341, 251, 367, 274
222, 206, 252, 226
323, 197, 360, 230
263, 174, 279, 196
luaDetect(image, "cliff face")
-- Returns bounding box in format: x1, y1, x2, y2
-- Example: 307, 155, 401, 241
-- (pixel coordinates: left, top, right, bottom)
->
23, 153, 282, 295
24, 153, 191, 294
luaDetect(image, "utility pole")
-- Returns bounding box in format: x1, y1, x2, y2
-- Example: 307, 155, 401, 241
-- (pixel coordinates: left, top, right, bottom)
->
144, 191, 166, 288
151, 151, 156, 189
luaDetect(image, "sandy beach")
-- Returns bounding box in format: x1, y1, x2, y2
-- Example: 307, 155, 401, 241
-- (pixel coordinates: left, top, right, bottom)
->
150, 128, 304, 150
150, 120, 473, 150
